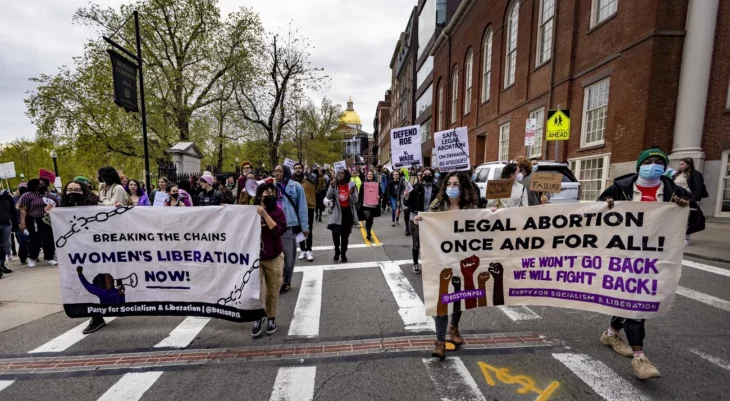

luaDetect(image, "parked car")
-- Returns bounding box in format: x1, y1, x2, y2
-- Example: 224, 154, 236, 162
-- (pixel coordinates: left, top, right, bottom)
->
473, 161, 580, 203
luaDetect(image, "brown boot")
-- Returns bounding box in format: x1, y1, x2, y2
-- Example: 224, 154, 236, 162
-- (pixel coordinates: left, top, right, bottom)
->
432, 341, 446, 360
449, 326, 464, 346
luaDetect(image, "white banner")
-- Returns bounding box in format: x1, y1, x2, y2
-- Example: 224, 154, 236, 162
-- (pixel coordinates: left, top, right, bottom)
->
284, 158, 297, 168
334, 160, 347, 173
434, 127, 470, 172
420, 203, 687, 319
0, 162, 16, 179
51, 206, 264, 322
391, 125, 423, 168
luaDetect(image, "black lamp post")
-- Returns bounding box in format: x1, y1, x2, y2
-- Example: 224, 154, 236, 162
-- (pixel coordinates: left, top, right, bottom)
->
50, 150, 59, 177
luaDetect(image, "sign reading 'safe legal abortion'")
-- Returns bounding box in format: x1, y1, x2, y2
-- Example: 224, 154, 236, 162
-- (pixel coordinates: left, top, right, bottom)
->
51, 206, 265, 322
420, 202, 687, 319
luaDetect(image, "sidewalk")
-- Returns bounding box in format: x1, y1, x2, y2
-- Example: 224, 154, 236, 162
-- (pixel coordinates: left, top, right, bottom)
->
684, 218, 730, 263
0, 259, 62, 333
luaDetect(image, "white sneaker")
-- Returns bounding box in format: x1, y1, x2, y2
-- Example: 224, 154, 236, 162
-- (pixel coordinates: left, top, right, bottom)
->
684, 239, 690, 246
46, 260, 58, 266
305, 251, 314, 262
27, 259, 37, 268
298, 251, 306, 260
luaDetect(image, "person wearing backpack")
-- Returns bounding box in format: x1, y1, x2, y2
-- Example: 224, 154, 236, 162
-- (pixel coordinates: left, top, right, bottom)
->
196, 175, 222, 206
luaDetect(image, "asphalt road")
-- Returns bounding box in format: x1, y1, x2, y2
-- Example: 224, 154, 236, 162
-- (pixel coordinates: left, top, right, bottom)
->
0, 212, 728, 401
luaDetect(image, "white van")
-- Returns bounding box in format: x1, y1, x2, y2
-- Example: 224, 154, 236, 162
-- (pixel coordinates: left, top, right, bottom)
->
473, 161, 581, 203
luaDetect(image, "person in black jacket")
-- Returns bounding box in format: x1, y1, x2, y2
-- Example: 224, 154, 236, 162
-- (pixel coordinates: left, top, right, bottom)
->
403, 168, 438, 273
357, 171, 382, 241
0, 190, 18, 276
597, 147, 692, 381
672, 158, 708, 202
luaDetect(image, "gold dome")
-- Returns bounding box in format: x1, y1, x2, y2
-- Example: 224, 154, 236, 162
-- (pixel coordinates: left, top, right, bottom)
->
340, 96, 362, 126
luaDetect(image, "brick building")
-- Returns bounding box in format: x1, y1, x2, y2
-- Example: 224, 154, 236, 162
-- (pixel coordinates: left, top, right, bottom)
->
429, 0, 730, 216
373, 90, 392, 166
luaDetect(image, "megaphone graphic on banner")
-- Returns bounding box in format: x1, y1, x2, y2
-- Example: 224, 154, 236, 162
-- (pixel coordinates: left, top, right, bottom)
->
246, 177, 274, 197
116, 273, 138, 288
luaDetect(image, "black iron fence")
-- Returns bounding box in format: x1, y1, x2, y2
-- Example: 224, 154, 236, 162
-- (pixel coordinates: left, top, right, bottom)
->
156, 161, 241, 186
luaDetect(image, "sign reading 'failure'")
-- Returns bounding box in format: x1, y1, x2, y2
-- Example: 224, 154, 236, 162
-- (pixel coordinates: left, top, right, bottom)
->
530, 172, 563, 193
391, 125, 423, 168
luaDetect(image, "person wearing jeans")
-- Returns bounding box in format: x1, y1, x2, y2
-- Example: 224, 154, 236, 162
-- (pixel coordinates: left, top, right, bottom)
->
387, 170, 403, 226
293, 163, 325, 262
0, 190, 18, 276
17, 178, 59, 268
274, 165, 309, 294
326, 170, 358, 263
403, 168, 437, 274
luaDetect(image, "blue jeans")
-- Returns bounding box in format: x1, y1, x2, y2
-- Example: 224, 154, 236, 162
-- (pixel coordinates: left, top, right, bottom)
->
390, 197, 398, 222
435, 312, 463, 342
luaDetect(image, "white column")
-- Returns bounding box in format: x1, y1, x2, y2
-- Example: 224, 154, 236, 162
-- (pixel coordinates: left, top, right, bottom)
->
670, 0, 720, 170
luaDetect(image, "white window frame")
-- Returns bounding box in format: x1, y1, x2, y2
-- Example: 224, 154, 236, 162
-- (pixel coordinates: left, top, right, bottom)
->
581, 77, 610, 148
716, 149, 730, 217
451, 67, 459, 124
504, 2, 519, 88
590, 0, 617, 28
536, 0, 555, 66
464, 50, 473, 115
529, 107, 544, 158
568, 153, 611, 202
482, 30, 492, 103
438, 82, 444, 131
499, 122, 510, 162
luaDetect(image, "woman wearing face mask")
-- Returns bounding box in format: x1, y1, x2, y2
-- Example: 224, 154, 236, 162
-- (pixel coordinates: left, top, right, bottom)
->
98, 166, 132, 207
414, 172, 477, 360
326, 169, 358, 263
17, 178, 60, 268
126, 180, 150, 206
387, 170, 403, 227
487, 163, 529, 210
164, 186, 186, 207
61, 180, 98, 207
513, 156, 541, 206
357, 171, 382, 242
251, 182, 287, 338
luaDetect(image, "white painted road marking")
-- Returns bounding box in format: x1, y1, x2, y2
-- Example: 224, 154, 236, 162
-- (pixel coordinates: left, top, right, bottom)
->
270, 366, 316, 401
154, 317, 210, 348
690, 349, 730, 371
682, 259, 730, 278
288, 267, 323, 338
97, 372, 163, 401
295, 260, 411, 272
379, 263, 435, 332
0, 381, 14, 393
497, 305, 542, 321
552, 353, 650, 401
676, 286, 730, 313
312, 244, 378, 251
422, 357, 486, 401
29, 317, 118, 353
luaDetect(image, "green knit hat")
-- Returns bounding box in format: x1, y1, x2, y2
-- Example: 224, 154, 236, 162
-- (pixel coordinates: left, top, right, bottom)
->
636, 148, 669, 172
73, 176, 91, 186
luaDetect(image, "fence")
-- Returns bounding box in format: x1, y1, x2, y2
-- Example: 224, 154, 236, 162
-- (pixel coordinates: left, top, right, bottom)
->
156, 162, 241, 186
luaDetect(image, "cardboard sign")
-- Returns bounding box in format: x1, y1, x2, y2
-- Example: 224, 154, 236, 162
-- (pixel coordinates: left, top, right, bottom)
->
39, 168, 56, 184
284, 158, 297, 168
434, 127, 470, 172
334, 160, 347, 173
486, 179, 513, 199
391, 125, 423, 168
363, 182, 379, 206
530, 172, 563, 193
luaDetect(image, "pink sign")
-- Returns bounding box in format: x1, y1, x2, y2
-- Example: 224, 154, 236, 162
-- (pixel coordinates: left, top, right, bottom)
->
39, 168, 56, 183
363, 182, 379, 206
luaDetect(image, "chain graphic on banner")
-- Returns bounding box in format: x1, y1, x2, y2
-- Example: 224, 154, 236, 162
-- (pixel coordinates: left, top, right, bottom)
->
55, 206, 135, 248
217, 259, 260, 306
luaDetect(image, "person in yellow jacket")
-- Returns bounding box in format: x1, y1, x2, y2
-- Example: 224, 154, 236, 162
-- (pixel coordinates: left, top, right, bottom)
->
293, 162, 326, 261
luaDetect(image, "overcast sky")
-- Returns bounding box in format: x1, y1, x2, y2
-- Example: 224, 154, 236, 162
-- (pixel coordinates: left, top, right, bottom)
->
0, 0, 415, 144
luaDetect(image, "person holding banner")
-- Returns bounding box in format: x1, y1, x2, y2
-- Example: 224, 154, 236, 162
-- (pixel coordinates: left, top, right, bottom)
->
487, 164, 529, 210
357, 171, 381, 242
98, 167, 131, 207
404, 167, 437, 274
126, 180, 150, 206
274, 165, 310, 294
150, 177, 170, 206
414, 172, 478, 360
164, 186, 188, 207
326, 169, 358, 263
598, 147, 692, 380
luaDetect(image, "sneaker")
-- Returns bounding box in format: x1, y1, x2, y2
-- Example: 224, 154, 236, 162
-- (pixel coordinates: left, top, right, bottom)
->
0, 266, 13, 274
341, 254, 348, 263
684, 239, 690, 246
405, 230, 411, 236
305, 251, 314, 262
20, 260, 27, 265
82, 318, 106, 334
413, 264, 421, 274
392, 222, 395, 227
251, 317, 266, 338
632, 356, 661, 379
266, 319, 277, 335
27, 259, 37, 268
279, 284, 291, 294
6, 256, 12, 261
600, 331, 634, 357
298, 251, 306, 260
46, 260, 58, 266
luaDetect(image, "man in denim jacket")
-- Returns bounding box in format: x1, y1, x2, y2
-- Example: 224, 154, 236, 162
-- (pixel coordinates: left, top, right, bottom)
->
273, 164, 310, 294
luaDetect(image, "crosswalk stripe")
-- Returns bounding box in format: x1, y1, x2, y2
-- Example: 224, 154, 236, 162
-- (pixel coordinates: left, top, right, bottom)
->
497, 306, 542, 321
422, 357, 486, 401
676, 286, 730, 312
689, 349, 730, 371
269, 366, 316, 401
97, 372, 163, 401
29, 317, 118, 353
552, 353, 650, 401
154, 317, 210, 348
0, 381, 14, 393
311, 244, 375, 251
682, 260, 730, 278
379, 263, 434, 332
288, 267, 323, 338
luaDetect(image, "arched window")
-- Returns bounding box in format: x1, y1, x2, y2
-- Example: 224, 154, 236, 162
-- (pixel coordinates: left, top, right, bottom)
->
451, 67, 458, 124
505, 2, 519, 87
438, 81, 445, 131
482, 30, 492, 103
464, 50, 473, 115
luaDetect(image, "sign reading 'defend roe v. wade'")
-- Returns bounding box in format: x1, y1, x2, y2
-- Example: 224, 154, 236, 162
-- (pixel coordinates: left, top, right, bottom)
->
391, 125, 423, 169
420, 202, 688, 319
51, 206, 265, 322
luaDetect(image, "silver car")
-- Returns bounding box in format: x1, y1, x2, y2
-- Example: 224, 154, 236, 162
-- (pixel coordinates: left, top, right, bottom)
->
473, 161, 580, 203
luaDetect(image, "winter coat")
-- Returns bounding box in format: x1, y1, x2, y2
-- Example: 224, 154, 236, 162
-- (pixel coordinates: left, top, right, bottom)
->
326, 184, 359, 227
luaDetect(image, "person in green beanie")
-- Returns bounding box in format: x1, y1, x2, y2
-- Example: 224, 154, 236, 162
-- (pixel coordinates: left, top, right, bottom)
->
73, 176, 91, 187
596, 147, 695, 380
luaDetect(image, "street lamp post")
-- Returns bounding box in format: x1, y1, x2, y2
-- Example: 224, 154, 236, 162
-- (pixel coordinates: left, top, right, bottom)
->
50, 150, 59, 177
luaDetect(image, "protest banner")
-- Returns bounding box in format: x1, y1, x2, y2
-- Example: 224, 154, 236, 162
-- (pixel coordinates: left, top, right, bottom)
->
420, 202, 687, 319
0, 162, 16, 179
434, 127, 470, 172
39, 168, 56, 183
363, 182, 379, 207
51, 206, 265, 322
153, 192, 168, 206
486, 179, 513, 199
334, 160, 347, 173
391, 125, 423, 168
284, 158, 297, 168
530, 172, 562, 193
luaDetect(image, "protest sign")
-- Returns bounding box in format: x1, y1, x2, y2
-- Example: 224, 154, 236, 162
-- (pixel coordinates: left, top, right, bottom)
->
420, 202, 687, 319
39, 168, 56, 183
434, 127, 470, 172
284, 158, 297, 168
0, 162, 16, 179
363, 182, 379, 207
486, 179, 513, 199
391, 125, 423, 168
51, 206, 264, 322
153, 192, 168, 207
334, 160, 347, 173
530, 172, 562, 193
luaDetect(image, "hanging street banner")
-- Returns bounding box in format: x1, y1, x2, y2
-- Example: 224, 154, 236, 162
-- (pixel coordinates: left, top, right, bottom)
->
434, 127, 470, 172
420, 202, 688, 319
51, 206, 264, 322
107, 49, 139, 113
525, 118, 536, 146
391, 125, 423, 168
546, 109, 570, 141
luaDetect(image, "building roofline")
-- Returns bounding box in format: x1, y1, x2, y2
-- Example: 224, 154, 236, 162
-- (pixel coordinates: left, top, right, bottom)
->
431, 0, 476, 57
390, 32, 406, 68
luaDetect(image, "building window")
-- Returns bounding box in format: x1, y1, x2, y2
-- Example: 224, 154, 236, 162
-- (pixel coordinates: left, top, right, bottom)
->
451, 67, 459, 124
505, 2, 519, 88
499, 122, 510, 161
569, 154, 610, 202
581, 77, 610, 147
464, 50, 473, 115
345, 138, 361, 156
591, 0, 617, 28
482, 30, 492, 103
418, 0, 437, 59
529, 107, 544, 157
421, 119, 432, 144
438, 82, 444, 131
536, 0, 554, 65
417, 56, 434, 90
416, 84, 433, 119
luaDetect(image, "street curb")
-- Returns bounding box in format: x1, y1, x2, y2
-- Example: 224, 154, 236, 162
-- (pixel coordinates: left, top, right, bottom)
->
684, 252, 730, 265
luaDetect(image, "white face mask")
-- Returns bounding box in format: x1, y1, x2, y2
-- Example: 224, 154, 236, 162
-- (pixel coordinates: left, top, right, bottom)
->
516, 173, 524, 182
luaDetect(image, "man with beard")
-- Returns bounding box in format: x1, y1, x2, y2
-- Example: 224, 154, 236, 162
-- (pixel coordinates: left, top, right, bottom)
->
292, 162, 325, 262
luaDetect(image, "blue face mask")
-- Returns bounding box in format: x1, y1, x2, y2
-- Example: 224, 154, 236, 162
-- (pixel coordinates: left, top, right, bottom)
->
435, 173, 440, 178
639, 164, 665, 180
446, 187, 460, 199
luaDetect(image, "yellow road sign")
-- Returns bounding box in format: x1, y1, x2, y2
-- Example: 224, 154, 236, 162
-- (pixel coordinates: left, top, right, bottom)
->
546, 109, 570, 141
